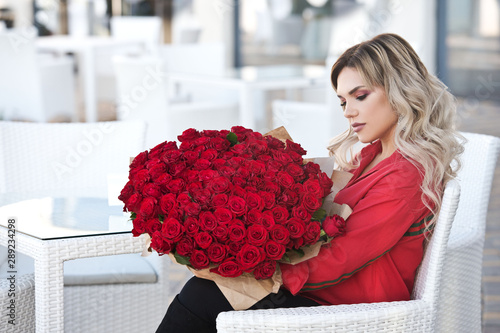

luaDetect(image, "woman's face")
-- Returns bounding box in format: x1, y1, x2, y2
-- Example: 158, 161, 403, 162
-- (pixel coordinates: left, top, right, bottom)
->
336, 67, 398, 146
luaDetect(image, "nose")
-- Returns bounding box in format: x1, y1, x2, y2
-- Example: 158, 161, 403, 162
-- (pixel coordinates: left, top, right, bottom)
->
343, 103, 357, 119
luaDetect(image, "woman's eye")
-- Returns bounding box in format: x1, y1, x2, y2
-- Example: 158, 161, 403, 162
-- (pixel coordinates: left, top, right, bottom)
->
340, 101, 346, 107
356, 94, 367, 101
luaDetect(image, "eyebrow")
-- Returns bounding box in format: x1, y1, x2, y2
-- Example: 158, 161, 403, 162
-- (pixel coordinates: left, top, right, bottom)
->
337, 85, 366, 98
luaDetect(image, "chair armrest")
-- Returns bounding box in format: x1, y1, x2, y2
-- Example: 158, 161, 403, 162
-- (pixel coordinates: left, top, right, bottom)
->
217, 299, 431, 332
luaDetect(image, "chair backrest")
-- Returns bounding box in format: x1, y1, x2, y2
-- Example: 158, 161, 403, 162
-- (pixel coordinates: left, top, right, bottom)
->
435, 132, 500, 333
411, 180, 460, 304
0, 32, 44, 121
0, 121, 147, 201
453, 132, 500, 233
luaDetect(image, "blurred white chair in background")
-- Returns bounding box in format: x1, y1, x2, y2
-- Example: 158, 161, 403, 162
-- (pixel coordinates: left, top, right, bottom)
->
0, 32, 75, 122
113, 54, 240, 148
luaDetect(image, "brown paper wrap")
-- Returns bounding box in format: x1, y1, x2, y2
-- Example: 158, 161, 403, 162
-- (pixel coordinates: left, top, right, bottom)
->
149, 127, 354, 310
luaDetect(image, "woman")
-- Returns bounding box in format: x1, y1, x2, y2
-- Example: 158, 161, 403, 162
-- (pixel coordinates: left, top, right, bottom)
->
156, 33, 463, 333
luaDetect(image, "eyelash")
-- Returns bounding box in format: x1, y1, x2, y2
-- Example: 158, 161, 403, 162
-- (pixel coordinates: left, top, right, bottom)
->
339, 94, 368, 108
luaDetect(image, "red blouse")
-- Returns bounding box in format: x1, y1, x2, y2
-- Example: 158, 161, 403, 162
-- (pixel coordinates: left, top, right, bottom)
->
280, 140, 431, 305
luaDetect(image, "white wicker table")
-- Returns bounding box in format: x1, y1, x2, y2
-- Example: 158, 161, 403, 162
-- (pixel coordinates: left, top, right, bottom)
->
0, 196, 148, 333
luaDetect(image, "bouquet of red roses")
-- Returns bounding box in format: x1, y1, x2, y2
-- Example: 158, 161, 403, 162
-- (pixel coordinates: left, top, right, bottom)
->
119, 126, 347, 283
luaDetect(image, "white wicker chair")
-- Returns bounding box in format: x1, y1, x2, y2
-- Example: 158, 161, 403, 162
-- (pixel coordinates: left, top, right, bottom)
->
436, 132, 500, 332
0, 121, 172, 332
216, 179, 461, 332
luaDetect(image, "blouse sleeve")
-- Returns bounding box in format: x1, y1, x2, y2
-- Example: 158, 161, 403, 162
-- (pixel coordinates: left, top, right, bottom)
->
280, 177, 425, 295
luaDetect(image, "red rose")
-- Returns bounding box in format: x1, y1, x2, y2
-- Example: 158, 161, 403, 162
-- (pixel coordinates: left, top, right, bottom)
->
209, 137, 231, 151
194, 136, 210, 147
228, 240, 245, 256
138, 196, 157, 218
246, 208, 262, 225
118, 180, 134, 203
145, 218, 162, 235
291, 205, 312, 222
199, 169, 218, 182
156, 173, 173, 191
183, 217, 199, 236
194, 231, 213, 249
247, 224, 268, 246
303, 162, 320, 176
193, 159, 211, 170
165, 178, 186, 194
182, 150, 200, 165
232, 176, 247, 187
264, 240, 286, 260
276, 171, 295, 189
150, 231, 173, 254
264, 136, 285, 149
265, 160, 283, 173
213, 225, 229, 242
207, 243, 228, 263
278, 189, 299, 208
285, 218, 306, 239
201, 129, 220, 138
192, 189, 212, 206
176, 192, 192, 208
260, 213, 276, 229
200, 148, 218, 161
176, 236, 195, 256
161, 217, 184, 242
269, 224, 290, 244
161, 149, 182, 164
184, 202, 201, 217
159, 193, 176, 214
247, 140, 268, 156
272, 150, 292, 165
132, 169, 150, 190
210, 176, 231, 193
228, 196, 247, 216
303, 179, 322, 197
198, 211, 218, 231
182, 170, 199, 183
259, 191, 276, 210
304, 221, 321, 244
236, 244, 264, 270
214, 207, 233, 224
131, 215, 146, 236
213, 259, 243, 277
178, 128, 200, 142
246, 192, 264, 211
228, 221, 246, 242
167, 208, 183, 220
211, 158, 227, 170
211, 193, 228, 207
285, 140, 307, 156
272, 206, 289, 224
253, 260, 276, 280
322, 215, 346, 238
248, 160, 266, 176
262, 181, 280, 194
301, 193, 321, 212
125, 193, 142, 212
285, 163, 305, 181
189, 249, 210, 269
130, 151, 148, 170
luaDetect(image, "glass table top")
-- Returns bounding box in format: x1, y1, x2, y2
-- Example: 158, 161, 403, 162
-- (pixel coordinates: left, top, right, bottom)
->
0, 196, 132, 240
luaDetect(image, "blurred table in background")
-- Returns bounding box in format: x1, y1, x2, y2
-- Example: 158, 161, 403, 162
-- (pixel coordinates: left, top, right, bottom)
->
36, 36, 145, 122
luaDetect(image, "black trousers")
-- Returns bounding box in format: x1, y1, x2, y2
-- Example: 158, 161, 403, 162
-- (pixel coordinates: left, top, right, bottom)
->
155, 276, 319, 333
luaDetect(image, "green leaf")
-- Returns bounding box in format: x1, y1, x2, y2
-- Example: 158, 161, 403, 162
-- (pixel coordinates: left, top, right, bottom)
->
281, 253, 291, 263
130, 212, 137, 220
312, 208, 326, 221
174, 252, 191, 266
159, 215, 165, 222
226, 132, 238, 146
293, 248, 305, 257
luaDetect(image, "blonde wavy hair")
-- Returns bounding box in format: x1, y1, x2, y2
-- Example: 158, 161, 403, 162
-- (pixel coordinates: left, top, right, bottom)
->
327, 33, 464, 229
